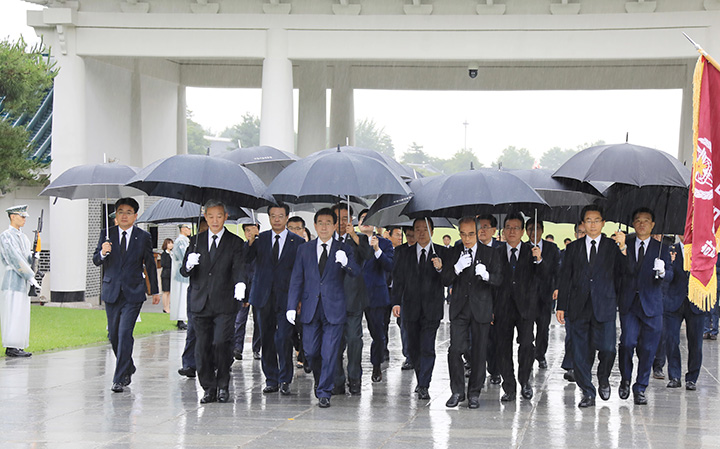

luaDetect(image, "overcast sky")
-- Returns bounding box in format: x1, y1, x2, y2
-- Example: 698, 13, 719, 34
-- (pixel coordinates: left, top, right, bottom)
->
4, 0, 684, 167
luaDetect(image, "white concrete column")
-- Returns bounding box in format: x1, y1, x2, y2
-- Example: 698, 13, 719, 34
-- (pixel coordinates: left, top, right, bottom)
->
49, 28, 89, 302
297, 62, 327, 157
329, 64, 355, 148
259, 28, 295, 154
177, 85, 188, 155
677, 60, 695, 166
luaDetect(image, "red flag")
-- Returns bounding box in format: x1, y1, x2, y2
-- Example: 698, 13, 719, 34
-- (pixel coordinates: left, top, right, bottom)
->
684, 54, 720, 311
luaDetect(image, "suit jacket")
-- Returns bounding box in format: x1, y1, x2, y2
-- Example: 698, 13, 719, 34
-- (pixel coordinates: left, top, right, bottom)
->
442, 244, 502, 323
93, 225, 158, 303
392, 243, 448, 322
246, 229, 303, 311
361, 235, 394, 309
340, 233, 373, 313
287, 238, 360, 325
534, 239, 561, 303
664, 243, 702, 314
180, 230, 246, 316
619, 236, 674, 317
557, 235, 624, 323
494, 242, 547, 320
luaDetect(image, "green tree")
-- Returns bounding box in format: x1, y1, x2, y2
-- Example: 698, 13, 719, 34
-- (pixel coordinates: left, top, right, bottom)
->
400, 142, 430, 165
355, 119, 395, 158
186, 110, 209, 155
221, 113, 260, 149
0, 38, 56, 193
494, 146, 534, 170
539, 146, 577, 170
437, 148, 483, 174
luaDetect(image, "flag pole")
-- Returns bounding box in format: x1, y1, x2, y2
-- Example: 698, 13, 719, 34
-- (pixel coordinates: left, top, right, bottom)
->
683, 32, 720, 71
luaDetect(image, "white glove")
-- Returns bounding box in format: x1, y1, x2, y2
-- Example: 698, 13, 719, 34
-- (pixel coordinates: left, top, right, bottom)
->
475, 263, 489, 281
185, 253, 200, 271
30, 278, 41, 290
286, 310, 296, 325
653, 258, 665, 277
335, 250, 348, 267
234, 282, 246, 301
454, 253, 473, 274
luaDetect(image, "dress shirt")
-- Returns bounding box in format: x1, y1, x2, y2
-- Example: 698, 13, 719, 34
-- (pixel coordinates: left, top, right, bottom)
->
635, 236, 651, 261
272, 228, 289, 256
416, 242, 433, 263
585, 235, 601, 263
506, 242, 522, 262
317, 237, 332, 261
208, 227, 225, 252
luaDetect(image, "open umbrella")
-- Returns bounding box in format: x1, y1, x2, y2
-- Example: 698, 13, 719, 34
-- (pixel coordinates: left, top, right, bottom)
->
218, 145, 299, 185
137, 198, 251, 224
306, 146, 412, 180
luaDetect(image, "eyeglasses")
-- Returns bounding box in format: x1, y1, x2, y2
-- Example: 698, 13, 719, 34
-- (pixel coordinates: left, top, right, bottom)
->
504, 226, 522, 231
478, 225, 494, 230
584, 219, 603, 225
459, 232, 477, 238
116, 211, 135, 216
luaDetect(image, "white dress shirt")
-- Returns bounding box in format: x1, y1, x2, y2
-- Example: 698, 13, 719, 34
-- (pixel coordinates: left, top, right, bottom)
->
317, 237, 332, 261
585, 235, 601, 262
208, 227, 225, 251
506, 242, 521, 262
271, 228, 289, 256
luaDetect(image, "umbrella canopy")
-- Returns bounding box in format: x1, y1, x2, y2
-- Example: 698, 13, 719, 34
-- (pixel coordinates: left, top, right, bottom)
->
127, 154, 273, 209
266, 147, 412, 205
217, 145, 299, 185
40, 163, 144, 199
361, 178, 432, 227
602, 185, 688, 235
137, 198, 251, 224
307, 146, 411, 180
402, 168, 548, 219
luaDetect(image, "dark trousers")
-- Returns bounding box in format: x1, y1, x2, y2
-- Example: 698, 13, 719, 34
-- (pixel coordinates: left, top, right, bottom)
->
619, 306, 663, 393
486, 324, 499, 377
181, 310, 196, 370
234, 304, 261, 354
105, 293, 143, 384
703, 298, 719, 334
665, 301, 704, 383
304, 301, 344, 399
405, 317, 440, 388
448, 307, 489, 397
335, 311, 364, 386
534, 300, 553, 362
571, 316, 616, 399
495, 305, 535, 396
194, 312, 235, 391
561, 318, 574, 371
653, 319, 668, 371
365, 306, 387, 367
398, 313, 409, 359
383, 304, 392, 359
258, 305, 295, 386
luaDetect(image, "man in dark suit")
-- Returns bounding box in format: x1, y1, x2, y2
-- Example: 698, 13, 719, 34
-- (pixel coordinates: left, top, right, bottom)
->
526, 218, 561, 370
246, 203, 303, 395
557, 205, 625, 408
383, 226, 404, 364
357, 209, 394, 383
477, 214, 502, 385
234, 222, 261, 361
664, 237, 704, 390
616, 207, 673, 405
93, 198, 160, 393
392, 218, 447, 400
494, 213, 546, 402
181, 200, 246, 404
559, 221, 587, 384
442, 217, 502, 408
286, 208, 359, 408
396, 226, 417, 371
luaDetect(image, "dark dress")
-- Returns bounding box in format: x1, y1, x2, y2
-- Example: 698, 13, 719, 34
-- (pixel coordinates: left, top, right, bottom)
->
160, 251, 171, 292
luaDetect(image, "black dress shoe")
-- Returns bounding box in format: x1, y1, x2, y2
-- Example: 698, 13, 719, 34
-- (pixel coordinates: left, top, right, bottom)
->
667, 378, 681, 388
371, 365, 382, 383
711, 334, 718, 340
563, 370, 575, 382
538, 359, 548, 369
263, 385, 279, 393
417, 387, 430, 400
177, 321, 187, 330
318, 397, 331, 408
401, 359, 414, 370
253, 351, 261, 360
5, 348, 32, 357
704, 332, 711, 340
445, 393, 465, 407
233, 349, 243, 361
618, 380, 631, 400
578, 396, 595, 408
303, 363, 312, 374
280, 382, 291, 395
490, 375, 502, 385
178, 367, 196, 378
521, 384, 533, 400
633, 391, 647, 405
217, 388, 230, 403
348, 378, 361, 395
653, 369, 665, 380
500, 393, 515, 402
200, 388, 217, 404
331, 384, 345, 396
468, 396, 480, 409
686, 381, 697, 390
598, 384, 611, 401
111, 383, 124, 393
120, 374, 132, 387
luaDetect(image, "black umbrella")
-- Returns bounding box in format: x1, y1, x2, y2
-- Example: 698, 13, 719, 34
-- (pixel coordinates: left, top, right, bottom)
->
306, 146, 411, 180
217, 145, 299, 185
602, 185, 688, 235
137, 198, 251, 224
266, 146, 412, 205
361, 178, 432, 227
402, 168, 548, 219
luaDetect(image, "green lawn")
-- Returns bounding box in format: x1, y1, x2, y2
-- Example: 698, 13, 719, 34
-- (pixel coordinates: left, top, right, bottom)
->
0, 305, 176, 356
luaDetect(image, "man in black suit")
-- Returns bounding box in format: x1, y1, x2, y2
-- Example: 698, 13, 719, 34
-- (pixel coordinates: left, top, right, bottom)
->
396, 226, 417, 371
494, 213, 545, 402
477, 214, 502, 385
526, 218, 561, 370
392, 218, 447, 400
442, 217, 502, 408
181, 200, 246, 404
93, 198, 160, 393
560, 221, 587, 384
556, 205, 625, 408
233, 222, 261, 361
246, 203, 304, 395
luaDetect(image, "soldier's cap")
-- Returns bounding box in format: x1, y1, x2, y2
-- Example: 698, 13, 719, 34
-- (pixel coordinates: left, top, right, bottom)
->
179, 223, 191, 230
6, 205, 29, 218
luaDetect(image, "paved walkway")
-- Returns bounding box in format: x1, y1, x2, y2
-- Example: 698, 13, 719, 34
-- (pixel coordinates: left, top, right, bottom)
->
1, 311, 718, 448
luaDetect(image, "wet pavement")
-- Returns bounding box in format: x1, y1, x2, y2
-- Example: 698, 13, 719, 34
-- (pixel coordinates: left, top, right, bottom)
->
1, 312, 718, 448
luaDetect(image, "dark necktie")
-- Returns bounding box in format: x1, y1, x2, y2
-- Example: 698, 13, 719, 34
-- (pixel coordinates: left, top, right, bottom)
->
510, 247, 517, 270
210, 235, 218, 262
272, 235, 280, 263
419, 248, 427, 268
338, 235, 344, 243
319, 243, 328, 274
590, 239, 597, 265
466, 248, 473, 260
120, 231, 127, 258
638, 241, 645, 268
